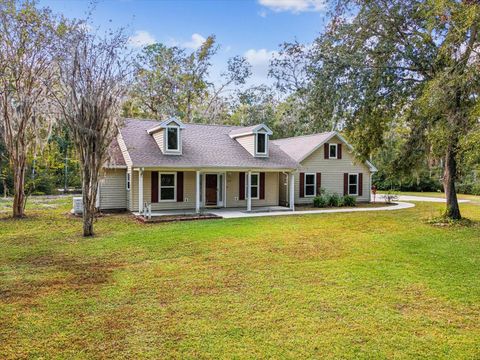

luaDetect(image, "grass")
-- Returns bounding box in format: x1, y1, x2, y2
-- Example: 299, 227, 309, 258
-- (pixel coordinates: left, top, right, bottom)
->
1, 194, 480, 358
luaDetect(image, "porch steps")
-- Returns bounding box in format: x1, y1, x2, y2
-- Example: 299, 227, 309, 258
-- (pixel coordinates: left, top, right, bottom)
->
135, 213, 222, 223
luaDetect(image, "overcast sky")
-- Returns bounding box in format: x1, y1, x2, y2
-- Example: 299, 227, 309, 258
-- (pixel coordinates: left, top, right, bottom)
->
40, 0, 329, 87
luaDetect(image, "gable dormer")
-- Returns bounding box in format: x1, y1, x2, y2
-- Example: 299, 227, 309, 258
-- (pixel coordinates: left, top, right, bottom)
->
229, 124, 273, 158
147, 117, 186, 155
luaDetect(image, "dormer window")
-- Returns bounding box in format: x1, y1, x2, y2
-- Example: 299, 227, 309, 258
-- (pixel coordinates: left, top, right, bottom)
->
256, 133, 267, 155
229, 124, 273, 158
147, 117, 185, 156
166, 127, 179, 151
329, 144, 338, 159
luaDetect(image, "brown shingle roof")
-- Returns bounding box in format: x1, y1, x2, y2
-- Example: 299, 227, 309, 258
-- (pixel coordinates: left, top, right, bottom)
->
106, 137, 126, 167
118, 118, 298, 169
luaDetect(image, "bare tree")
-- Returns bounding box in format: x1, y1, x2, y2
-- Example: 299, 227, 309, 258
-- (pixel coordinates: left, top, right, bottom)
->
0, 1, 58, 217
54, 26, 130, 236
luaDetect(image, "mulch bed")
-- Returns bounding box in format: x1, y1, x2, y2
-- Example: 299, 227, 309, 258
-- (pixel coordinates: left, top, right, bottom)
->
295, 202, 396, 211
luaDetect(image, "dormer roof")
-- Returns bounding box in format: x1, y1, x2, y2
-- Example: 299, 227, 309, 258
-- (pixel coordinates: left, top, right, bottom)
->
229, 124, 273, 138
146, 117, 186, 135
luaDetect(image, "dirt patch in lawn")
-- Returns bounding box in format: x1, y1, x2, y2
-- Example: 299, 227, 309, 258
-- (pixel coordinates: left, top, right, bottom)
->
270, 237, 347, 261
1, 252, 123, 305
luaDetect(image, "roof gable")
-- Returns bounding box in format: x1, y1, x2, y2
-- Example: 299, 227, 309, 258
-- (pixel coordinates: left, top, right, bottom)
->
273, 131, 377, 172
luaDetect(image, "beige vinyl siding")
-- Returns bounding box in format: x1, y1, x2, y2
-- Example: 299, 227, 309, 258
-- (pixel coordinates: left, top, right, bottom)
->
117, 133, 132, 166
226, 171, 279, 207
235, 135, 255, 156
130, 170, 196, 211
295, 135, 371, 204
99, 169, 127, 210
152, 129, 164, 153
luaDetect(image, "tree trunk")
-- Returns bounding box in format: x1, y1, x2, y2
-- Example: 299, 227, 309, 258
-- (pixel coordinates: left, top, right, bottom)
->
443, 145, 461, 220
81, 164, 99, 237
12, 161, 26, 218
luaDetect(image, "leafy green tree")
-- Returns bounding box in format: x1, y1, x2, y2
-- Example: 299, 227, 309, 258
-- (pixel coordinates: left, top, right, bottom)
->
308, 0, 480, 219
125, 37, 218, 122
269, 41, 341, 134
125, 39, 252, 124
229, 85, 278, 128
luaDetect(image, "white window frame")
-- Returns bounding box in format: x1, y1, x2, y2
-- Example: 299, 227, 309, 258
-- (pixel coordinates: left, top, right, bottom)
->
255, 132, 268, 156
348, 173, 358, 196
246, 173, 260, 200
159, 172, 177, 202
329, 143, 338, 159
165, 126, 180, 152
126, 172, 131, 191
304, 173, 316, 197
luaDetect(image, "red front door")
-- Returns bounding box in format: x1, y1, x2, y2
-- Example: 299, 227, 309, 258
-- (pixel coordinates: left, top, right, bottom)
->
205, 174, 217, 206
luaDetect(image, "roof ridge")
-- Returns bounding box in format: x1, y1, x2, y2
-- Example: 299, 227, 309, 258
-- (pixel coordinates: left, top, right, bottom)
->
122, 118, 241, 129
273, 131, 335, 142
186, 123, 240, 128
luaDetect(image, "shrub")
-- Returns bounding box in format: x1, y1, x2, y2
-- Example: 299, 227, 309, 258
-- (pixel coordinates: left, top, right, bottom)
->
382, 190, 399, 204
313, 195, 328, 208
457, 182, 480, 196
327, 193, 342, 207
342, 195, 356, 207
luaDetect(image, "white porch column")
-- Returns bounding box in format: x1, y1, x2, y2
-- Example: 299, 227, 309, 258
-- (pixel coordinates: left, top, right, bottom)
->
247, 171, 252, 212
289, 172, 295, 211
138, 168, 144, 213
195, 170, 201, 214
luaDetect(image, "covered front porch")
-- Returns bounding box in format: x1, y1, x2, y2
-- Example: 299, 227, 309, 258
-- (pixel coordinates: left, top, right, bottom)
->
134, 205, 294, 220
131, 168, 296, 217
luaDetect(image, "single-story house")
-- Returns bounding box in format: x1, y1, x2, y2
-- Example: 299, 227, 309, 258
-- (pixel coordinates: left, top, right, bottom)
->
99, 117, 377, 214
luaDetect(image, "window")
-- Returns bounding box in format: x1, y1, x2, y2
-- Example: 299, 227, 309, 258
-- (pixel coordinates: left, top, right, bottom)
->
246, 173, 259, 199
348, 173, 358, 195
159, 173, 176, 201
256, 133, 267, 154
126, 172, 130, 190
166, 127, 179, 151
329, 144, 337, 159
305, 173, 316, 197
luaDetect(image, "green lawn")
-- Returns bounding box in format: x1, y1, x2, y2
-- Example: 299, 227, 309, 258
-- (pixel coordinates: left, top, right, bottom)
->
1, 196, 480, 359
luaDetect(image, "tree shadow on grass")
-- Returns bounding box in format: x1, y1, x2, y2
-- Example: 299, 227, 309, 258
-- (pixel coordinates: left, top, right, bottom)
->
0, 252, 124, 305
425, 216, 479, 228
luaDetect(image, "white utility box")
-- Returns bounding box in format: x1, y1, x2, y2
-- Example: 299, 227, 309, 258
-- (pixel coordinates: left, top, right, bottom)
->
73, 197, 83, 215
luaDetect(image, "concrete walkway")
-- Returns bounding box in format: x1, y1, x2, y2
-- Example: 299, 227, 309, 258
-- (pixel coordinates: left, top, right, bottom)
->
137, 194, 472, 221
210, 202, 415, 219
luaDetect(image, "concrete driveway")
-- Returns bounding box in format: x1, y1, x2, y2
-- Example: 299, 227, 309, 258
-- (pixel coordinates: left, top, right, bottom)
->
385, 194, 471, 203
